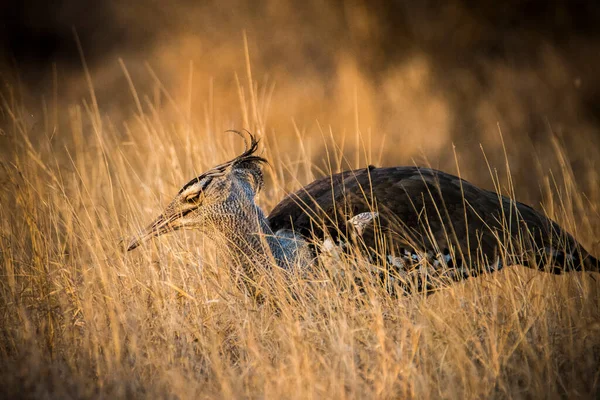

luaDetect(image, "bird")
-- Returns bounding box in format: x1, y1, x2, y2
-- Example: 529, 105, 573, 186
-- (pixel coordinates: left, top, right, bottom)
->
127, 131, 598, 293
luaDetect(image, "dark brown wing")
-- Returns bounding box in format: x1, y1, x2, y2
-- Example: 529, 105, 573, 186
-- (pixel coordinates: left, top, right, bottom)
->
268, 166, 596, 274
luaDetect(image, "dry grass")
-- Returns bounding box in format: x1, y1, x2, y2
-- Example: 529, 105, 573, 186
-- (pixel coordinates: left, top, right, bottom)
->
1, 54, 600, 399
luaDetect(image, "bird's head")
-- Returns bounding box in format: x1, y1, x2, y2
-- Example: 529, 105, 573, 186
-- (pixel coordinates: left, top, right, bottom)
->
126, 131, 267, 251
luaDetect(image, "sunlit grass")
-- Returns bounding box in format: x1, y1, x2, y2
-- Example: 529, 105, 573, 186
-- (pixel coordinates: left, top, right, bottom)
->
1, 57, 599, 399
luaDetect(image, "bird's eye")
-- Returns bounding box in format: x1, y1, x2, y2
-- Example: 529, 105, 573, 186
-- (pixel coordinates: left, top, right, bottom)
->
185, 192, 203, 203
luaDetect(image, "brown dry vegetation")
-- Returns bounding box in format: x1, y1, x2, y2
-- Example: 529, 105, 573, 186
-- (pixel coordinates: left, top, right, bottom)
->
2, 2, 600, 399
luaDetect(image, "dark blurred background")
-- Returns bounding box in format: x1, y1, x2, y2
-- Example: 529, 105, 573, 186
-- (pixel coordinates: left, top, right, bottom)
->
1, 0, 600, 194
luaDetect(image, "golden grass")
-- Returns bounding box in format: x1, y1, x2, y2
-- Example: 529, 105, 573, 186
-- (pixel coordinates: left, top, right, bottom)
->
1, 57, 599, 399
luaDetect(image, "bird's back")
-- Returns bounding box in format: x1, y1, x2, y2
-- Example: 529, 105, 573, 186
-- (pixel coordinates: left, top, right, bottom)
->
268, 166, 596, 273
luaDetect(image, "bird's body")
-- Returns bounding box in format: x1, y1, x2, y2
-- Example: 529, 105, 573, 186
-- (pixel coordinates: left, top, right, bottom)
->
127, 131, 598, 293
269, 166, 598, 276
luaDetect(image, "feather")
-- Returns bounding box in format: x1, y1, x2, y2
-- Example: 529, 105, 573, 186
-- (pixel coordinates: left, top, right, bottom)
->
268, 166, 599, 274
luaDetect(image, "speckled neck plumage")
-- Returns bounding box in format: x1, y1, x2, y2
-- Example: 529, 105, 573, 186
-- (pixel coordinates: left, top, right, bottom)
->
200, 196, 312, 274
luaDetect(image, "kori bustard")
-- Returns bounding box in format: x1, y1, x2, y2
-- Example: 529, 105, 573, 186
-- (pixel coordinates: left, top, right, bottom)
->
127, 131, 598, 291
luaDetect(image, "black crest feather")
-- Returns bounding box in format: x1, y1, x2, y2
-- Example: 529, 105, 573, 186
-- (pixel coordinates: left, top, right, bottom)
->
178, 130, 267, 194
226, 130, 268, 168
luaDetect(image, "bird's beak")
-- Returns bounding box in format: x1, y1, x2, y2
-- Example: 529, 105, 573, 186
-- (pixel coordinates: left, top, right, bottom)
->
127, 212, 180, 251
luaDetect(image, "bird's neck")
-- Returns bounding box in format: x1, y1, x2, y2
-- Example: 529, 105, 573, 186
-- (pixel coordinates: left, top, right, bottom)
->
210, 202, 310, 272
